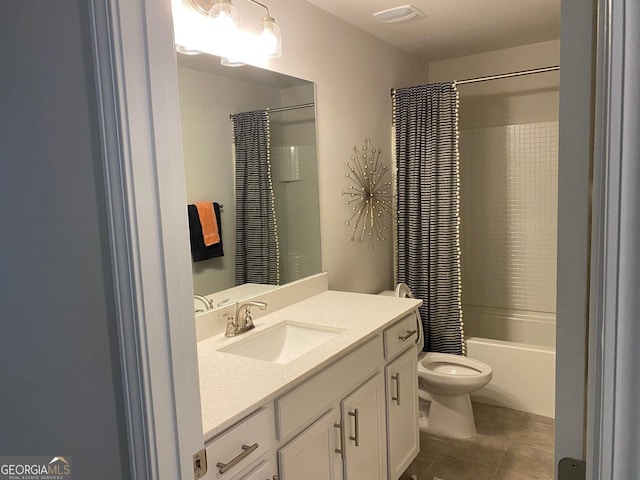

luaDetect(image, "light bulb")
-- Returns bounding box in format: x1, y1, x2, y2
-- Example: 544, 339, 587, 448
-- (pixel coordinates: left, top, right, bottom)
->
257, 15, 282, 58
209, 0, 239, 37
208, 0, 238, 20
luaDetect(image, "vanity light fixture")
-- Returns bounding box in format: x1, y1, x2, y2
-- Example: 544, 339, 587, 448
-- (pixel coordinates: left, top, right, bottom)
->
373, 4, 425, 24
177, 0, 282, 61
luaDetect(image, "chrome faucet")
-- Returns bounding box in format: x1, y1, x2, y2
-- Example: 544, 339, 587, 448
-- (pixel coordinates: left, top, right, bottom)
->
222, 301, 268, 337
194, 294, 214, 312
236, 301, 268, 331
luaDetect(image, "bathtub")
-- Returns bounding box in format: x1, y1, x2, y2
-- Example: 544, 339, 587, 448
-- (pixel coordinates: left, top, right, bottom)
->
464, 306, 556, 418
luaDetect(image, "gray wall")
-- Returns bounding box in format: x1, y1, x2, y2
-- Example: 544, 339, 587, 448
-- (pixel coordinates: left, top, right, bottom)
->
0, 2, 130, 478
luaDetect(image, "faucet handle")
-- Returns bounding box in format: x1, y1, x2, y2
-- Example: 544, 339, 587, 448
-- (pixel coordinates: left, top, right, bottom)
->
237, 301, 267, 331
243, 308, 256, 330
219, 312, 236, 337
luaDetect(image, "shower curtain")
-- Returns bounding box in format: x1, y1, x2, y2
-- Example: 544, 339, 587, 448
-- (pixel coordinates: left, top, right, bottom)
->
394, 83, 465, 355
231, 110, 280, 285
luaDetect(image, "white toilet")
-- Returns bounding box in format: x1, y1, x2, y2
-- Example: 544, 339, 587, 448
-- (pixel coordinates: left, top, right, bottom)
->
378, 283, 493, 439
417, 352, 492, 438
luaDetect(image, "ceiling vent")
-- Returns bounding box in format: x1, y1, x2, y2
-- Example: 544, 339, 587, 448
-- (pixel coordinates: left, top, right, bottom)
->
373, 5, 425, 23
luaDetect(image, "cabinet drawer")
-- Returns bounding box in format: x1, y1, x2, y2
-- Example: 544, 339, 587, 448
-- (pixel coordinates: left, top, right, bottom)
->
384, 312, 420, 360
276, 336, 383, 441
206, 406, 275, 479
235, 459, 277, 480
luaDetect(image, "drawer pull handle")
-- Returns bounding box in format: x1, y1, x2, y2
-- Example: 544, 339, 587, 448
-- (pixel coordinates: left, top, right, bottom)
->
399, 329, 417, 341
348, 408, 360, 446
216, 443, 259, 474
334, 420, 345, 458
392, 372, 401, 405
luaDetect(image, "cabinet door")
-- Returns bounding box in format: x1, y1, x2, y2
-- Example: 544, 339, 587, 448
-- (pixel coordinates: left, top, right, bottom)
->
278, 409, 343, 480
386, 349, 419, 480
341, 373, 387, 480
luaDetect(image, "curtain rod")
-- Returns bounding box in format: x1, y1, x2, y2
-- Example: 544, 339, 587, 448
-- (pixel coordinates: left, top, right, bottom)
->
268, 102, 315, 113
229, 102, 314, 118
390, 65, 560, 96
456, 65, 559, 85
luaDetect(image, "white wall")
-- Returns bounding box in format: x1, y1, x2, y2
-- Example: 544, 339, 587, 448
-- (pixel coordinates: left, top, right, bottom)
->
0, 2, 129, 478
429, 40, 560, 128
231, 0, 427, 293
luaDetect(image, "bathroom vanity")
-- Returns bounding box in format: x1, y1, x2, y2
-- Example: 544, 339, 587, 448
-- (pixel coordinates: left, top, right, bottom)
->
195, 274, 422, 480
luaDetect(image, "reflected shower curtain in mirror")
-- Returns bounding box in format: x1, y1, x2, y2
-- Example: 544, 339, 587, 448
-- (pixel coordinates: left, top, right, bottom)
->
231, 111, 280, 285
394, 83, 465, 355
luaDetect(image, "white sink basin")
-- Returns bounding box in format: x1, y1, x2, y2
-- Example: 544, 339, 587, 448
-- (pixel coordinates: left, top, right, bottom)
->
219, 321, 344, 364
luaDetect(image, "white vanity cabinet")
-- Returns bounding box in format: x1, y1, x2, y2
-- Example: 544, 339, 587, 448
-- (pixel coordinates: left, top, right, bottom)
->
383, 312, 421, 480
198, 295, 422, 480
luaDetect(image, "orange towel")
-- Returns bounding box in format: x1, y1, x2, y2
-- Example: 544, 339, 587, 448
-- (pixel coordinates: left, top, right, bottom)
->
194, 201, 220, 246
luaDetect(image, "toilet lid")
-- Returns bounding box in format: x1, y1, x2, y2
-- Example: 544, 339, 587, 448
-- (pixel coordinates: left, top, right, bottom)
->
395, 283, 413, 298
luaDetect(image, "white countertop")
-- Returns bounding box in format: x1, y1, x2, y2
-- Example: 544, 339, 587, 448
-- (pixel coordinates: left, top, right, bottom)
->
197, 290, 421, 442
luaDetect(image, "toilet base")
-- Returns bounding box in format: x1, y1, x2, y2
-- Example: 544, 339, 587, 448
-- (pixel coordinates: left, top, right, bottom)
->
418, 392, 477, 439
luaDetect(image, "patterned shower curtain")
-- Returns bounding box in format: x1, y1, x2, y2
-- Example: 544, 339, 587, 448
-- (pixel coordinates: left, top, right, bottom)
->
394, 83, 465, 355
231, 110, 280, 285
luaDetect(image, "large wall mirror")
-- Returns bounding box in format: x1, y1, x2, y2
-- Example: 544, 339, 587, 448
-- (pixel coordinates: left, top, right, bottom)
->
177, 54, 322, 308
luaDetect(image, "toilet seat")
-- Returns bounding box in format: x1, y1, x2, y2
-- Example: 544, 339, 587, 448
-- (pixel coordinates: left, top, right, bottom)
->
418, 352, 492, 396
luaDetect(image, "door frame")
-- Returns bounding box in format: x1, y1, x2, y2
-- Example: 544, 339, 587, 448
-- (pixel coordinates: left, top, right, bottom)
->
89, 0, 203, 478
558, 0, 640, 478
586, 0, 640, 478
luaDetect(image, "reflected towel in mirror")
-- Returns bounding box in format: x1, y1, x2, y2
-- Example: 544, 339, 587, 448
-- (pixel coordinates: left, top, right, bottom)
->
194, 201, 220, 246
188, 202, 224, 261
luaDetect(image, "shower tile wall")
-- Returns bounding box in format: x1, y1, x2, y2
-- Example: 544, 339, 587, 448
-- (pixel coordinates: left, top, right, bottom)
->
271, 144, 321, 283
459, 122, 558, 322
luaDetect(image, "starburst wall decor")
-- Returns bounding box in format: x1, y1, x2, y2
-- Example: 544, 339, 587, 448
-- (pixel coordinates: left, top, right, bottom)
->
342, 139, 393, 248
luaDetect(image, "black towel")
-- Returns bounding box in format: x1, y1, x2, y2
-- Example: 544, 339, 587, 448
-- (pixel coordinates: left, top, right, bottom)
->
188, 202, 224, 262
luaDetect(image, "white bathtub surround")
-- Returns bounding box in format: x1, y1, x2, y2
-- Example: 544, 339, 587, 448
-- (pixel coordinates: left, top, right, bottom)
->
463, 305, 556, 348
461, 306, 555, 418
459, 122, 559, 317
467, 337, 555, 418
458, 121, 558, 419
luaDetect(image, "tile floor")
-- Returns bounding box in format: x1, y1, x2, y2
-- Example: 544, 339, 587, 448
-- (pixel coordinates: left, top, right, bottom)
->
401, 402, 555, 480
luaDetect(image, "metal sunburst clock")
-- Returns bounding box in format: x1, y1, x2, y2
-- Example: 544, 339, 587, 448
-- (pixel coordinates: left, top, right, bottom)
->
342, 139, 392, 248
